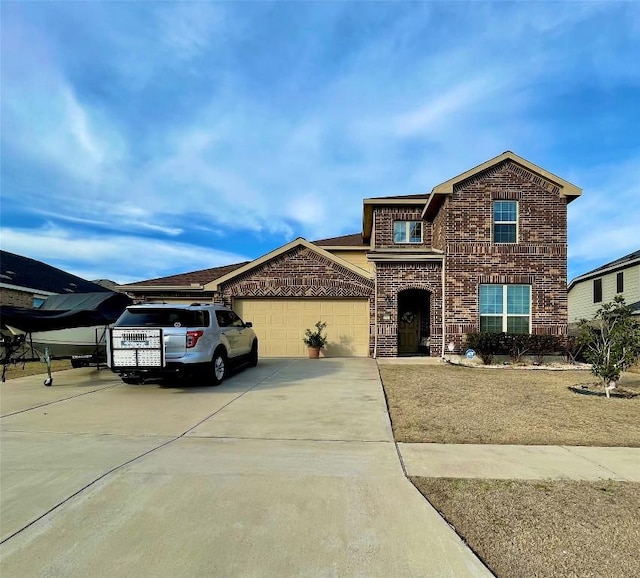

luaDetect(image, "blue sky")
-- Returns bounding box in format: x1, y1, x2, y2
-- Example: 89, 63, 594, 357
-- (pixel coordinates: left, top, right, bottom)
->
2, 1, 639, 284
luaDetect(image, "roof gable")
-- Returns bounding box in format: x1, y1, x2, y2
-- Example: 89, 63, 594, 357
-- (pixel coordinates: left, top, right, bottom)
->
422, 151, 582, 219
209, 237, 373, 290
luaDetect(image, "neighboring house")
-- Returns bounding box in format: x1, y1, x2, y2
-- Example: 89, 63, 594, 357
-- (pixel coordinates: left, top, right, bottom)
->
121, 151, 581, 358
568, 250, 640, 323
0, 251, 111, 309
92, 279, 123, 292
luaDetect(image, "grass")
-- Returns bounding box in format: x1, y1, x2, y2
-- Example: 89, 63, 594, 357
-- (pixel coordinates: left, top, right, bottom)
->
2, 359, 73, 380
381, 363, 640, 577
412, 477, 640, 578
379, 364, 640, 446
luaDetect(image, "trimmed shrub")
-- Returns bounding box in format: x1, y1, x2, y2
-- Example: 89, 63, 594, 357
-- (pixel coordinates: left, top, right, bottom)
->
466, 332, 562, 365
465, 332, 507, 365
529, 334, 563, 365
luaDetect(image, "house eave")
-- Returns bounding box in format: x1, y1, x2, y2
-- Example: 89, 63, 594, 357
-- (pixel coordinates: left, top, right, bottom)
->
367, 250, 444, 263
122, 284, 207, 292
568, 257, 640, 292
0, 282, 56, 296
363, 197, 428, 242
422, 151, 582, 220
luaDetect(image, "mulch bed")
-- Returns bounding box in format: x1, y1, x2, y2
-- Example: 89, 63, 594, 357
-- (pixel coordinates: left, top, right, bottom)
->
569, 382, 638, 399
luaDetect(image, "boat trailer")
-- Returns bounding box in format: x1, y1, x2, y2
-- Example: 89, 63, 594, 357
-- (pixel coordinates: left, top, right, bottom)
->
0, 330, 106, 387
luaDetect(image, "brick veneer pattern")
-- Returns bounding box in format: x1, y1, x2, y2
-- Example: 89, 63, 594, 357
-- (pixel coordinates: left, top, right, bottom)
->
374, 206, 433, 249
443, 161, 569, 352
219, 246, 374, 304
375, 261, 443, 357
0, 288, 35, 308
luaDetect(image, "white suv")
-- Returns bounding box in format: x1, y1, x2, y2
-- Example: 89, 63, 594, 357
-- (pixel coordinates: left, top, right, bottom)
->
108, 303, 258, 385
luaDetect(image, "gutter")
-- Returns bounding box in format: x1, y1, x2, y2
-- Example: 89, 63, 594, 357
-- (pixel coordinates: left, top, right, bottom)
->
373, 268, 378, 359
441, 249, 446, 359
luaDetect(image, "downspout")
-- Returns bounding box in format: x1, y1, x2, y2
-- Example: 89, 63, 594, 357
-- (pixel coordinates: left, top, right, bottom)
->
441, 252, 446, 359
373, 271, 378, 358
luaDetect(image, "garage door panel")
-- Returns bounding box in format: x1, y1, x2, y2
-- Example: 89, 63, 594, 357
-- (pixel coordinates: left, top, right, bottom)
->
234, 299, 369, 358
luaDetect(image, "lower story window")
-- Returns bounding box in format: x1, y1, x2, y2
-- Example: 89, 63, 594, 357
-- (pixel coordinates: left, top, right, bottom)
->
479, 284, 531, 333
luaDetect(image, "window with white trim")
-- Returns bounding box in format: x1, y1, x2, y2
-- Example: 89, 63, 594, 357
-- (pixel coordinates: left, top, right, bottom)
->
479, 284, 531, 333
493, 201, 518, 243
393, 221, 422, 244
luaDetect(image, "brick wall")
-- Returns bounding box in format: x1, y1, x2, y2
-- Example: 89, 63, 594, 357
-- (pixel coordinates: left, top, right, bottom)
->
375, 261, 443, 357
374, 206, 433, 249
219, 246, 374, 303
220, 245, 376, 354
443, 160, 569, 352
0, 288, 35, 308
432, 199, 447, 251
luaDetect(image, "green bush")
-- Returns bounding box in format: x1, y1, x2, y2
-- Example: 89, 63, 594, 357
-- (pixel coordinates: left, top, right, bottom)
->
466, 332, 507, 365
529, 334, 562, 364
466, 332, 562, 365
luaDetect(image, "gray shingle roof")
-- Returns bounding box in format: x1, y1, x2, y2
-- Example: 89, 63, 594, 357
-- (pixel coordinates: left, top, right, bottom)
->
0, 251, 111, 294
312, 233, 365, 246
121, 262, 250, 287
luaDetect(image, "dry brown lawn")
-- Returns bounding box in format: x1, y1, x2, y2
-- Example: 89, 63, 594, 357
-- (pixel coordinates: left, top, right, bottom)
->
2, 359, 73, 380
380, 364, 640, 446
413, 477, 640, 578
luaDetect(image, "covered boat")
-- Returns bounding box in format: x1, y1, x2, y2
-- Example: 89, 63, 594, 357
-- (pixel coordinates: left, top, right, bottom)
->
2, 292, 132, 357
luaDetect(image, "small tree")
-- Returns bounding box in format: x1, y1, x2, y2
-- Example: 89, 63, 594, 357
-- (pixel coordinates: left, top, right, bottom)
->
578, 296, 640, 398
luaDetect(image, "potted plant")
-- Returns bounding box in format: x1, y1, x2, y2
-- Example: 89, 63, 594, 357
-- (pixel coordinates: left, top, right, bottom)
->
303, 321, 328, 359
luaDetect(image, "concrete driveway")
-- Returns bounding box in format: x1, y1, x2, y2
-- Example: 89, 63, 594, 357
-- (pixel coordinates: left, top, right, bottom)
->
0, 359, 491, 577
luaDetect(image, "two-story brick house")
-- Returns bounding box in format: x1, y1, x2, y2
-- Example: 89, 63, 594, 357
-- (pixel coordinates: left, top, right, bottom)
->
122, 151, 581, 357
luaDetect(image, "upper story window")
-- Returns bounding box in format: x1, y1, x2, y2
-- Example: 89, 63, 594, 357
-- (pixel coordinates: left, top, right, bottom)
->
616, 271, 624, 293
493, 201, 518, 244
593, 278, 602, 303
479, 284, 531, 334
393, 221, 422, 244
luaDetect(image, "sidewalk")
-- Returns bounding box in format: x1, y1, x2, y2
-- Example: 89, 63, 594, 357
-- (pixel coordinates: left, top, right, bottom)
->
398, 443, 640, 481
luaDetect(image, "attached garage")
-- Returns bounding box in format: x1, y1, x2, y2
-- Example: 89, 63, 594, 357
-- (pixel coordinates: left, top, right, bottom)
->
212, 239, 375, 358
235, 298, 370, 357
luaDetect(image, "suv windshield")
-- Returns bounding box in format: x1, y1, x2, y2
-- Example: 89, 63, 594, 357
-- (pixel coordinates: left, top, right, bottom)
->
116, 308, 209, 328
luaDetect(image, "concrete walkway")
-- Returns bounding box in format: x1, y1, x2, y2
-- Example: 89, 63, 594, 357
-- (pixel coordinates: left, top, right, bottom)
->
398, 443, 640, 481
0, 359, 492, 577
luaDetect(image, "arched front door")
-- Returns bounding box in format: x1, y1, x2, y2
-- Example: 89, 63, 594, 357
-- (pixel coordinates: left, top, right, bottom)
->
398, 289, 431, 355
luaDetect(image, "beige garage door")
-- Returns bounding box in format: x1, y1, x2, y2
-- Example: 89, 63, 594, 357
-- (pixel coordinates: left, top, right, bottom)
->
234, 299, 370, 357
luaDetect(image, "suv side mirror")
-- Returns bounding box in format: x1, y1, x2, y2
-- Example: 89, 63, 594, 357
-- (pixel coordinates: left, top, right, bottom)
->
244, 321, 253, 328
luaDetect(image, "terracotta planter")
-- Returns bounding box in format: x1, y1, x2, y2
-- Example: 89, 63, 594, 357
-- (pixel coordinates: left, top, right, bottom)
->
307, 347, 321, 359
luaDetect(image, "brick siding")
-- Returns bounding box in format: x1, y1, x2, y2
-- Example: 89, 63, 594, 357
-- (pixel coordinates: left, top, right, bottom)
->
374, 206, 433, 248
219, 245, 374, 303
374, 261, 443, 357
443, 161, 569, 352
0, 288, 36, 308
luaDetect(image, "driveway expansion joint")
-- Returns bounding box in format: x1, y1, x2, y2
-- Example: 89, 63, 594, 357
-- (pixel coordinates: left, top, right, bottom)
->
561, 445, 631, 481
184, 434, 394, 444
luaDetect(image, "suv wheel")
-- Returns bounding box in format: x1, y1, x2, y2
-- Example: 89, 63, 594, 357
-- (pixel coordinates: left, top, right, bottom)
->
209, 349, 227, 385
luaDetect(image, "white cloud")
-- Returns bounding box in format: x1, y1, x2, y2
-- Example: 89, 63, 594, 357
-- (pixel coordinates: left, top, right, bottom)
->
156, 3, 223, 62
568, 155, 640, 277
1, 225, 249, 285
